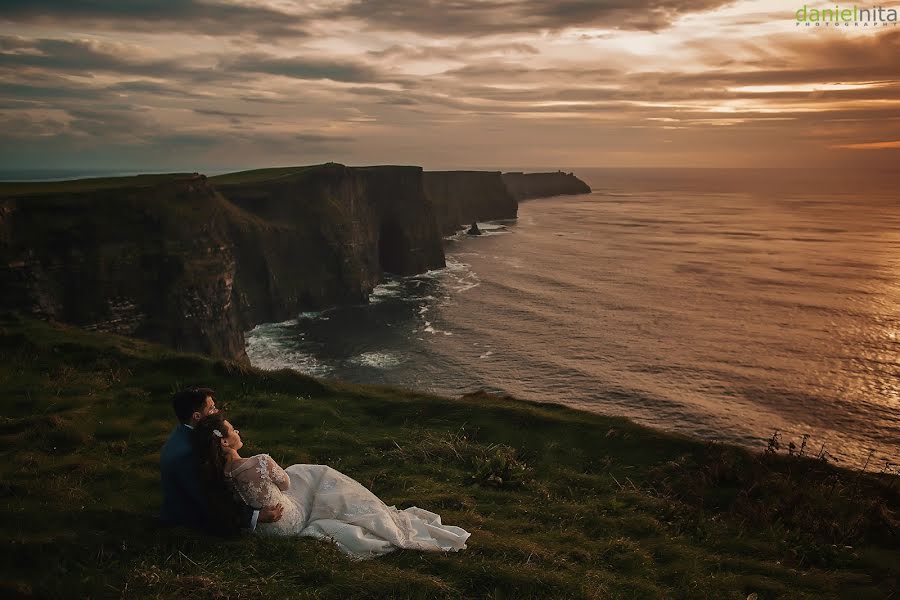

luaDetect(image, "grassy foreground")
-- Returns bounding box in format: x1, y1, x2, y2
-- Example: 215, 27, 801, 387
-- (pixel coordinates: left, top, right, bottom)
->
0, 315, 897, 599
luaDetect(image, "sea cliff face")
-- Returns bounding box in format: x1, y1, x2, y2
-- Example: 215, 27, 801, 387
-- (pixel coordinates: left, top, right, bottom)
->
501, 171, 591, 200
423, 171, 518, 235
0, 165, 446, 361
0, 174, 247, 360
214, 163, 445, 331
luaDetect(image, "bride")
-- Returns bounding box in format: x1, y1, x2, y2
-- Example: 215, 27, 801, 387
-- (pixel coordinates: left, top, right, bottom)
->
192, 413, 470, 559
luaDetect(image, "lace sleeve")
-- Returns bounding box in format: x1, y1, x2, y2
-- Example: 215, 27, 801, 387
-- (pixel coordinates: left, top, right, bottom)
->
230, 455, 282, 509
266, 455, 290, 491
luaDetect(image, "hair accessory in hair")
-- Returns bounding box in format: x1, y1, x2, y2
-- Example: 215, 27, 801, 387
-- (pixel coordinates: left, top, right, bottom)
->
213, 429, 223, 438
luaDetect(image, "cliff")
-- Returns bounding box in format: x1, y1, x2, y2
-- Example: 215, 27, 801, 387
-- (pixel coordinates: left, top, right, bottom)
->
212, 163, 445, 330
0, 164, 446, 361
501, 171, 591, 200
0, 173, 248, 360
423, 171, 518, 235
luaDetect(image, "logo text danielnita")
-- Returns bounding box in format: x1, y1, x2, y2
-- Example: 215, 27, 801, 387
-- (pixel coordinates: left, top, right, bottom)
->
795, 4, 899, 26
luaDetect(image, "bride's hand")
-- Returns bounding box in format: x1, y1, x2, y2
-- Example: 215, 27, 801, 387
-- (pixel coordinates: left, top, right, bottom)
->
258, 503, 284, 523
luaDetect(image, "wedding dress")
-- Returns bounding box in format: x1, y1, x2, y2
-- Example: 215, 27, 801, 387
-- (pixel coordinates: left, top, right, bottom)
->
224, 454, 470, 559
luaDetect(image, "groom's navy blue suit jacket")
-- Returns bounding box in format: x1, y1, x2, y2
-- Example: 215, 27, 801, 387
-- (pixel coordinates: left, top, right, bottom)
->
160, 424, 254, 531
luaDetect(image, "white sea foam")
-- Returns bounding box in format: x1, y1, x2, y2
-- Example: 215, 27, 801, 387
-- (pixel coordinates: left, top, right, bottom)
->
443, 228, 469, 242
420, 321, 453, 335
452, 274, 480, 293
444, 219, 513, 241
349, 351, 405, 369
441, 257, 481, 293
245, 332, 333, 376
478, 222, 509, 235
369, 280, 403, 303
247, 318, 298, 334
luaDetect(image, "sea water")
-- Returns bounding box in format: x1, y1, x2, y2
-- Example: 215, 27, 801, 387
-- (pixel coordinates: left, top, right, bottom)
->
246, 168, 900, 466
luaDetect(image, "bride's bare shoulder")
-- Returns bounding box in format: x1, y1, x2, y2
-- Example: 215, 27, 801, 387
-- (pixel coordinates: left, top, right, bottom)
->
224, 454, 267, 476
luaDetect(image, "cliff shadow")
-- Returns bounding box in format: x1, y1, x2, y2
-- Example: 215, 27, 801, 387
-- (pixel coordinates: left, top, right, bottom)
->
378, 219, 410, 275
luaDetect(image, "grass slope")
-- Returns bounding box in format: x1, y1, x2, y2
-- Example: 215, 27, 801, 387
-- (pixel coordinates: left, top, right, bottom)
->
209, 165, 329, 186
0, 174, 195, 198
0, 315, 897, 599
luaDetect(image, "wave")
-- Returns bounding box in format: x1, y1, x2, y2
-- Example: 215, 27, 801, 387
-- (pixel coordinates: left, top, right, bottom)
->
245, 331, 334, 376
348, 351, 407, 369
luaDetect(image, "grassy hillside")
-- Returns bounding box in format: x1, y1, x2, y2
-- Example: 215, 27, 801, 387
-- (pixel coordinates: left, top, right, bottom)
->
0, 174, 194, 198
0, 314, 897, 599
209, 165, 326, 186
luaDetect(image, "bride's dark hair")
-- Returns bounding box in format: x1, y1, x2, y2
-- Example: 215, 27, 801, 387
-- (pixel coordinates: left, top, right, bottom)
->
192, 412, 245, 536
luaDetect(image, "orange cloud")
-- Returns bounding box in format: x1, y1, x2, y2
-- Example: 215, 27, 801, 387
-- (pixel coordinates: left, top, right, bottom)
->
831, 140, 900, 149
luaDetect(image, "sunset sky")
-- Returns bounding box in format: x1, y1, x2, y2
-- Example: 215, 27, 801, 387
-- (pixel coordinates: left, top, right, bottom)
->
1, 0, 899, 170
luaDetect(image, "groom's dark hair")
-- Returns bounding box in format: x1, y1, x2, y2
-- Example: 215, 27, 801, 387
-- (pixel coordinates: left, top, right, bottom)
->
172, 387, 215, 424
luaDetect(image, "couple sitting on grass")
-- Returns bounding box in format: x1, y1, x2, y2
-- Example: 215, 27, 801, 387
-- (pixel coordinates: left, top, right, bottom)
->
160, 387, 470, 559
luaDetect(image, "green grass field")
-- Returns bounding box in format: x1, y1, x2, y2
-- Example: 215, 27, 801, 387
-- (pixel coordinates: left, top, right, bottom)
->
0, 314, 897, 599
0, 174, 196, 198
209, 165, 328, 186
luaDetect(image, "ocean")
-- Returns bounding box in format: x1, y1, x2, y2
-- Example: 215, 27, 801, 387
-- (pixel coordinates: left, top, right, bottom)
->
246, 167, 900, 467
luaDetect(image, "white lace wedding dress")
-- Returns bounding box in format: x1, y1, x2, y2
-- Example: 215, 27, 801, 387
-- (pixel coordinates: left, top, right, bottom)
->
225, 454, 470, 559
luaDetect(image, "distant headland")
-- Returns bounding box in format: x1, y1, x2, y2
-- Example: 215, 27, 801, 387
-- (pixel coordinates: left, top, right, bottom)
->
502, 171, 592, 200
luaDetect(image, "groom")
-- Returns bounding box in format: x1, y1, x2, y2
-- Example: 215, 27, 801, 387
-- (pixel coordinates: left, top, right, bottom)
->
160, 387, 283, 532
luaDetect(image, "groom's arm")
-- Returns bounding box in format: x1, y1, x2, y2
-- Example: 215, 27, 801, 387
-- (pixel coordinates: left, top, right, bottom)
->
239, 503, 260, 531
238, 500, 284, 531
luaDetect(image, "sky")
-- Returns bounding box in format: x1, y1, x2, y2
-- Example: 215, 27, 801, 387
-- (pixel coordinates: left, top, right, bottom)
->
1, 0, 899, 171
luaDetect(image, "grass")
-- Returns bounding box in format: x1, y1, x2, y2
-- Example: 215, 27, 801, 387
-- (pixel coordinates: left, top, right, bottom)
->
209, 164, 423, 187
0, 314, 897, 599
0, 174, 195, 198
209, 165, 335, 186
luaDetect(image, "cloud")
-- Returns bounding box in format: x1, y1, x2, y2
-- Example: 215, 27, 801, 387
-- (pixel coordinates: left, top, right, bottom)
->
832, 140, 900, 150
0, 112, 68, 137
0, 36, 186, 78
0, 79, 106, 102
222, 53, 383, 83
0, 0, 308, 38
2, 3, 899, 169
294, 133, 354, 143
662, 30, 900, 87
149, 132, 224, 148
66, 107, 157, 139
109, 80, 208, 99
0, 37, 324, 88
193, 108, 261, 119
367, 41, 539, 61
326, 0, 735, 35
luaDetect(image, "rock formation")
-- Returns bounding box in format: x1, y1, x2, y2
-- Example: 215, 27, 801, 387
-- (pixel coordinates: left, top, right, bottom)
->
501, 171, 591, 201
423, 171, 517, 235
214, 163, 445, 332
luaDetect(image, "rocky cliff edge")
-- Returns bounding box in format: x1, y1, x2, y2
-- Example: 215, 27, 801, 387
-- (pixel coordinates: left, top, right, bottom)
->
0, 165, 446, 361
